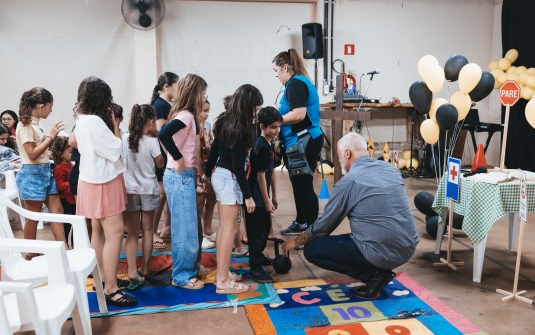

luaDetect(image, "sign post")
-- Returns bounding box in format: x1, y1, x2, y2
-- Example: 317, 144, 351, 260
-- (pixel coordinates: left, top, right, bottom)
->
498, 80, 521, 170
434, 157, 465, 271
496, 170, 533, 304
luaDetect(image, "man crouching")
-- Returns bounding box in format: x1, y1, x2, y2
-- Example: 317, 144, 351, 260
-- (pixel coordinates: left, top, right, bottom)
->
283, 133, 419, 298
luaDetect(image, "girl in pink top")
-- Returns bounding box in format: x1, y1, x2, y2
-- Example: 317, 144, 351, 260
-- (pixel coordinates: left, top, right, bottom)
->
158, 74, 208, 290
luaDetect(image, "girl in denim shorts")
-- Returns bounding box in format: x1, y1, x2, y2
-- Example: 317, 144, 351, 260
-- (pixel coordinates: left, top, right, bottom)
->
203, 84, 264, 294
15, 87, 66, 257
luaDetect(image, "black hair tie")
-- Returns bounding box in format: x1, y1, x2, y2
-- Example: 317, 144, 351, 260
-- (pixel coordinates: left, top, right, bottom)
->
287, 49, 291, 55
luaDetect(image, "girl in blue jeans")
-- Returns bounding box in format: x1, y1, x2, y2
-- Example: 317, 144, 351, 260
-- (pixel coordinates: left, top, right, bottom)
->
158, 74, 208, 290
16, 87, 66, 257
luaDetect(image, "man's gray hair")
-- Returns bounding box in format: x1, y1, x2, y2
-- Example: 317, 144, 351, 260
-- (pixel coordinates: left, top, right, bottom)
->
338, 133, 367, 153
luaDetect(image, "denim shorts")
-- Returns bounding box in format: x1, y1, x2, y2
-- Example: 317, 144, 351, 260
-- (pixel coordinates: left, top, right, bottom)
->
211, 167, 243, 205
125, 194, 160, 212
16, 163, 58, 201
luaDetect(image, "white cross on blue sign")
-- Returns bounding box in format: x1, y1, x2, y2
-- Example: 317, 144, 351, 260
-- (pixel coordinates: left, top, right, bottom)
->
446, 157, 461, 202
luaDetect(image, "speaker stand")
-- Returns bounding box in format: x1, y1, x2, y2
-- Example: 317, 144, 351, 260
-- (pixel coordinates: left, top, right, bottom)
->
314, 58, 318, 89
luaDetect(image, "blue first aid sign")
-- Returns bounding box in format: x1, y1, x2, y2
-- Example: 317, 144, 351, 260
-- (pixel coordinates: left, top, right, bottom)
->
446, 157, 461, 202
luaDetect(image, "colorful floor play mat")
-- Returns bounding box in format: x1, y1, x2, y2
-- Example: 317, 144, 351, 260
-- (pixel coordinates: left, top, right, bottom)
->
86, 250, 279, 317
245, 274, 489, 335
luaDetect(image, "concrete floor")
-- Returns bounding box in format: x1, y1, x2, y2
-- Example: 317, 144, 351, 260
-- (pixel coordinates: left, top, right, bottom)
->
12, 169, 535, 335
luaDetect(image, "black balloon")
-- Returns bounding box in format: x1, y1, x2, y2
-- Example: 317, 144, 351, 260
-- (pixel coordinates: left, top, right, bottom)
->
435, 104, 458, 131
426, 215, 440, 239
445, 212, 464, 230
409, 81, 432, 115
414, 192, 437, 217
425, 213, 464, 239
444, 55, 469, 82
469, 71, 495, 102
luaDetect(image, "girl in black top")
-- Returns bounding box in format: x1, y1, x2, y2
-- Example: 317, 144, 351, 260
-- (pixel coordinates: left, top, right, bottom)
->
151, 72, 179, 248
203, 84, 263, 294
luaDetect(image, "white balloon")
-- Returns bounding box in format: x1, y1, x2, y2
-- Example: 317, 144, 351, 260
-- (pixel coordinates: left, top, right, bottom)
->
423, 65, 445, 93
459, 63, 482, 93
450, 91, 471, 121
429, 98, 448, 121
418, 55, 439, 80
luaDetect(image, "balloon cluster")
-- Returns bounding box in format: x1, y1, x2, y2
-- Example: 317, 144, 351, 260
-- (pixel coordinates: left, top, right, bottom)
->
409, 55, 494, 146
488, 49, 535, 129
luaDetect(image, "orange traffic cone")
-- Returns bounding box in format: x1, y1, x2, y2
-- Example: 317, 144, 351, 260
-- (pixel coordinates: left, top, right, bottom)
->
471, 144, 487, 172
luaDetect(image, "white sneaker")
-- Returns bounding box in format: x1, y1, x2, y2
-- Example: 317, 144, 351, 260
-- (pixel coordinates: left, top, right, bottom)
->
203, 232, 217, 242
201, 237, 216, 249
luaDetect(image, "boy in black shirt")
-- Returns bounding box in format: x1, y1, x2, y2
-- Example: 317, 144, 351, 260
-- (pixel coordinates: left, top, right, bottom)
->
246, 107, 282, 283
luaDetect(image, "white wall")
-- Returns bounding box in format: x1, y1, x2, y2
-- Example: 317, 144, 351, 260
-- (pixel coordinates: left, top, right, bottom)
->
0, 0, 137, 131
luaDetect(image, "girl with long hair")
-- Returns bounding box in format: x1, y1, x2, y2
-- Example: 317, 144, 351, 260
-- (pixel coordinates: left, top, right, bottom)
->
272, 48, 324, 235
158, 74, 207, 290
152, 72, 179, 249
203, 84, 263, 294
16, 87, 66, 255
123, 104, 164, 288
70, 76, 137, 306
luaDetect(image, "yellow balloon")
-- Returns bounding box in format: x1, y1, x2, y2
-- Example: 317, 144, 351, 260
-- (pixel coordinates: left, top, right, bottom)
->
429, 98, 448, 121
450, 91, 471, 121
398, 158, 406, 169
417, 55, 439, 80
494, 80, 501, 89
401, 150, 412, 161
519, 72, 530, 85
506, 72, 519, 83
423, 65, 445, 93
497, 72, 507, 85
459, 63, 482, 93
488, 61, 499, 71
520, 83, 526, 91
527, 68, 535, 76
515, 66, 527, 74
522, 86, 534, 100
490, 69, 504, 79
410, 158, 419, 170
317, 163, 332, 175
420, 119, 440, 145
525, 98, 535, 129
505, 49, 519, 63
506, 66, 517, 74
532, 90, 535, 100
498, 58, 512, 71
527, 76, 535, 89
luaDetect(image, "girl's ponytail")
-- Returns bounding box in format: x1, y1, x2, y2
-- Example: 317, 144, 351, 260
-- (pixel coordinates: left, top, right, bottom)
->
150, 72, 180, 105
128, 104, 156, 153
19, 88, 53, 126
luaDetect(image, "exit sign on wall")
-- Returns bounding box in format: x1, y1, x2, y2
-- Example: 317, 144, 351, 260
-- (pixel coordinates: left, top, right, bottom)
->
344, 44, 355, 55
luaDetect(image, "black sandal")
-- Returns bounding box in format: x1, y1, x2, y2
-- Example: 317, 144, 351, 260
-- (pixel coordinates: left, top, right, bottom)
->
93, 278, 131, 291
105, 289, 138, 307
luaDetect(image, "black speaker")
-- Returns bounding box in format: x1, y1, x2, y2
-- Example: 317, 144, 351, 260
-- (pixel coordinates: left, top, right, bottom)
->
302, 23, 323, 59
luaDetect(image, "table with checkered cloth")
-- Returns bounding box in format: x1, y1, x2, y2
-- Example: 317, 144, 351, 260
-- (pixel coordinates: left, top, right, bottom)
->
432, 174, 535, 244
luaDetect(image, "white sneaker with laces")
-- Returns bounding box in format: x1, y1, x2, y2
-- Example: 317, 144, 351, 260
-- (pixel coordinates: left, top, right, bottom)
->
201, 237, 216, 249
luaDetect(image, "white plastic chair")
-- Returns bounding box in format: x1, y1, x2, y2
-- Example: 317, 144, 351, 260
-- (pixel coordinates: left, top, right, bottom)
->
0, 194, 107, 335
0, 291, 15, 335
0, 170, 29, 229
0, 238, 76, 335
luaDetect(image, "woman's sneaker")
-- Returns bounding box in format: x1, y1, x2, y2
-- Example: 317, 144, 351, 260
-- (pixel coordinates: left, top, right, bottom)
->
281, 221, 308, 235
201, 237, 216, 249
250, 267, 274, 283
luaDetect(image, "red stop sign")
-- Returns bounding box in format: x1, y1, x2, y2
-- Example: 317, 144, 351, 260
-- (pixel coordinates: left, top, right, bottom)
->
499, 80, 521, 106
